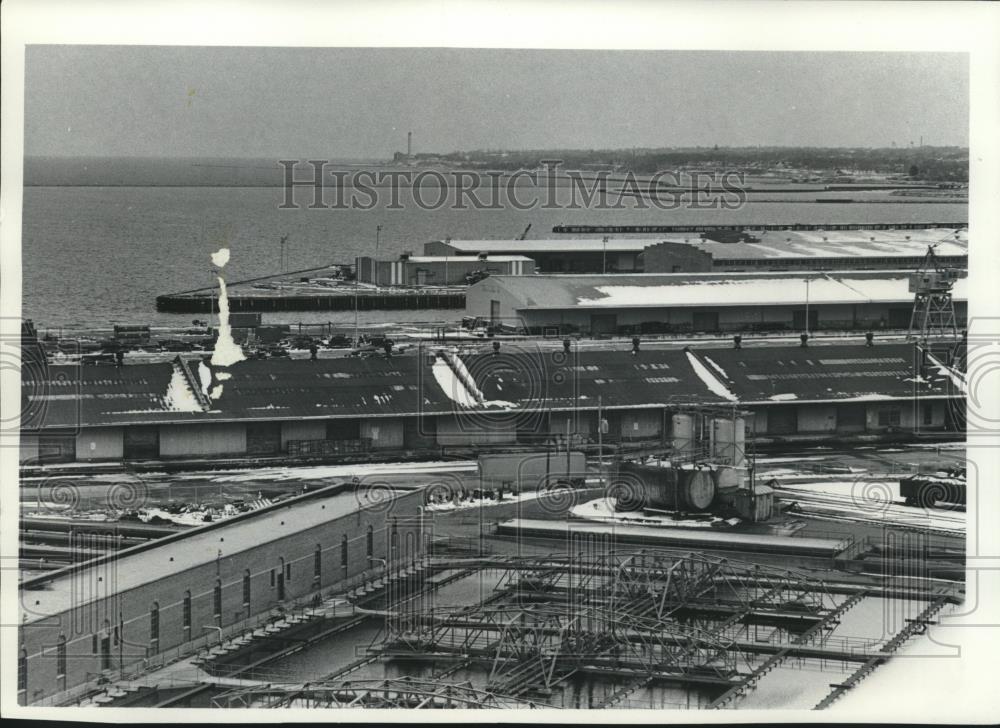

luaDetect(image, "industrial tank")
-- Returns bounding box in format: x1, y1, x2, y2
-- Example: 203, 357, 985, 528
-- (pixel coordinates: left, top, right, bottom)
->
615, 461, 717, 512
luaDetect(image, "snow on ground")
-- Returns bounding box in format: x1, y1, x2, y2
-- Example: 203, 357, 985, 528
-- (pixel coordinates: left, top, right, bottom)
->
196, 460, 478, 483
773, 480, 964, 536
570, 497, 724, 529
424, 490, 543, 513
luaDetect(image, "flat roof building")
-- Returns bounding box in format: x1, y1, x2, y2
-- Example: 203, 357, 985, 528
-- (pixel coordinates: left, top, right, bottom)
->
643, 228, 968, 273
467, 271, 968, 335
357, 253, 534, 287
425, 238, 665, 273
428, 228, 968, 274
20, 340, 964, 467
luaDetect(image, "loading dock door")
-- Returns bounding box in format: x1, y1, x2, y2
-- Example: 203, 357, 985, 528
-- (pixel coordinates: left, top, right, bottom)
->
888, 307, 911, 329
836, 404, 867, 433
123, 427, 159, 460
590, 313, 618, 335
246, 422, 282, 455
37, 436, 76, 463
767, 407, 798, 435
793, 309, 819, 331
692, 311, 720, 332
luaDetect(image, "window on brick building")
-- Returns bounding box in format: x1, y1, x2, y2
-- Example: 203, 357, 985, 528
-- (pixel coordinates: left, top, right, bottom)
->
314, 545, 322, 579
183, 591, 191, 631
243, 570, 251, 605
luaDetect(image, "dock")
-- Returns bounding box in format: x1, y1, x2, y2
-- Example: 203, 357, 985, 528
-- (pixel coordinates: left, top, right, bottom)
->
155, 264, 465, 313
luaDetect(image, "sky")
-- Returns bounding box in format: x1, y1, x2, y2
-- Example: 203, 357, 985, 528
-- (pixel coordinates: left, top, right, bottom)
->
23, 46, 969, 158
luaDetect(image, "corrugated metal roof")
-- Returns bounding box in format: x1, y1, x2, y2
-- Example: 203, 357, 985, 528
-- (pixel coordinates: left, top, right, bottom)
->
690, 343, 956, 403
677, 229, 968, 261
459, 346, 733, 411
482, 271, 968, 310
23, 343, 960, 431
402, 255, 534, 263
433, 238, 676, 253
21, 362, 177, 432
25, 356, 467, 429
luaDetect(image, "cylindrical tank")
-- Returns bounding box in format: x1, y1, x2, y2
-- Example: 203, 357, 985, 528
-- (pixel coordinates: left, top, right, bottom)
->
615, 462, 717, 512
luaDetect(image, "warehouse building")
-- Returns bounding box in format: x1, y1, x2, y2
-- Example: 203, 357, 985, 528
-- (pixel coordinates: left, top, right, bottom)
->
20, 341, 963, 466
466, 271, 969, 336
642, 227, 968, 273
17, 481, 425, 704
424, 238, 664, 273
426, 227, 967, 274
356, 253, 534, 286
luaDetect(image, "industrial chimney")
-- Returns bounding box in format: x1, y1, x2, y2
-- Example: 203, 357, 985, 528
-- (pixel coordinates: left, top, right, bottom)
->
407, 131, 412, 158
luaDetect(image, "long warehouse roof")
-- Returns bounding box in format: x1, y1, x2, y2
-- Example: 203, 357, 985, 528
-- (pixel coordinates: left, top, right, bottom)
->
22, 342, 963, 430
669, 228, 968, 261
480, 271, 968, 310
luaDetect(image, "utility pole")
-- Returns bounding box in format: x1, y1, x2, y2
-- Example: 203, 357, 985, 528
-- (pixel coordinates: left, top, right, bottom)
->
804, 278, 811, 338
376, 225, 382, 256
597, 395, 604, 486
354, 257, 360, 347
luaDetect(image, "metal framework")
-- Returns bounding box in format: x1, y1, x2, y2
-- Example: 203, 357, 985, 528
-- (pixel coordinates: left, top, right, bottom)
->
210, 676, 530, 709
375, 551, 845, 703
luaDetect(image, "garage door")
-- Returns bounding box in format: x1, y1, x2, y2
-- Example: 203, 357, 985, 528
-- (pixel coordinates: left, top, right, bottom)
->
692, 311, 720, 332
836, 405, 867, 433
246, 423, 282, 455
123, 427, 159, 460
767, 407, 798, 435
590, 314, 618, 335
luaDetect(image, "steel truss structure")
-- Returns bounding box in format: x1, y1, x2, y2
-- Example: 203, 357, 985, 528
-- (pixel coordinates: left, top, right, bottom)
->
209, 550, 960, 709
377, 550, 848, 702
210, 676, 531, 709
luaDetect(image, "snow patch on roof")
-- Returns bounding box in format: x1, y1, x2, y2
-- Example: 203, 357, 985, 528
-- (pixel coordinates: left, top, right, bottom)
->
685, 350, 738, 401
924, 351, 967, 394
432, 356, 479, 408
164, 364, 204, 413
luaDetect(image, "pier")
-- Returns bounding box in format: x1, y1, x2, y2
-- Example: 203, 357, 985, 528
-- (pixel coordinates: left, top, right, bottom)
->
155, 264, 465, 313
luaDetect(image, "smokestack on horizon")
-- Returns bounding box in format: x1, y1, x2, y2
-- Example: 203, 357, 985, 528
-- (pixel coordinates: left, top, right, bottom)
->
407, 131, 412, 157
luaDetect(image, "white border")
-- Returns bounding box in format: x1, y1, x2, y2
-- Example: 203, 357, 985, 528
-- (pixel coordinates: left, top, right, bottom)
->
2, 0, 999, 723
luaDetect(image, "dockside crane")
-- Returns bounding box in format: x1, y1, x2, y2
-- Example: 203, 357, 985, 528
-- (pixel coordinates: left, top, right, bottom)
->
906, 243, 965, 346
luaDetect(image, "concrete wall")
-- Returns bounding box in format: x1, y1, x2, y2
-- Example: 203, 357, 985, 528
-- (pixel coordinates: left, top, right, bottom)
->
436, 414, 517, 446
280, 420, 328, 450
361, 417, 405, 450
618, 408, 663, 440
159, 423, 247, 458
18, 487, 425, 704
19, 434, 39, 464
75, 427, 124, 462
797, 405, 838, 434
465, 279, 530, 328
516, 301, 969, 335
